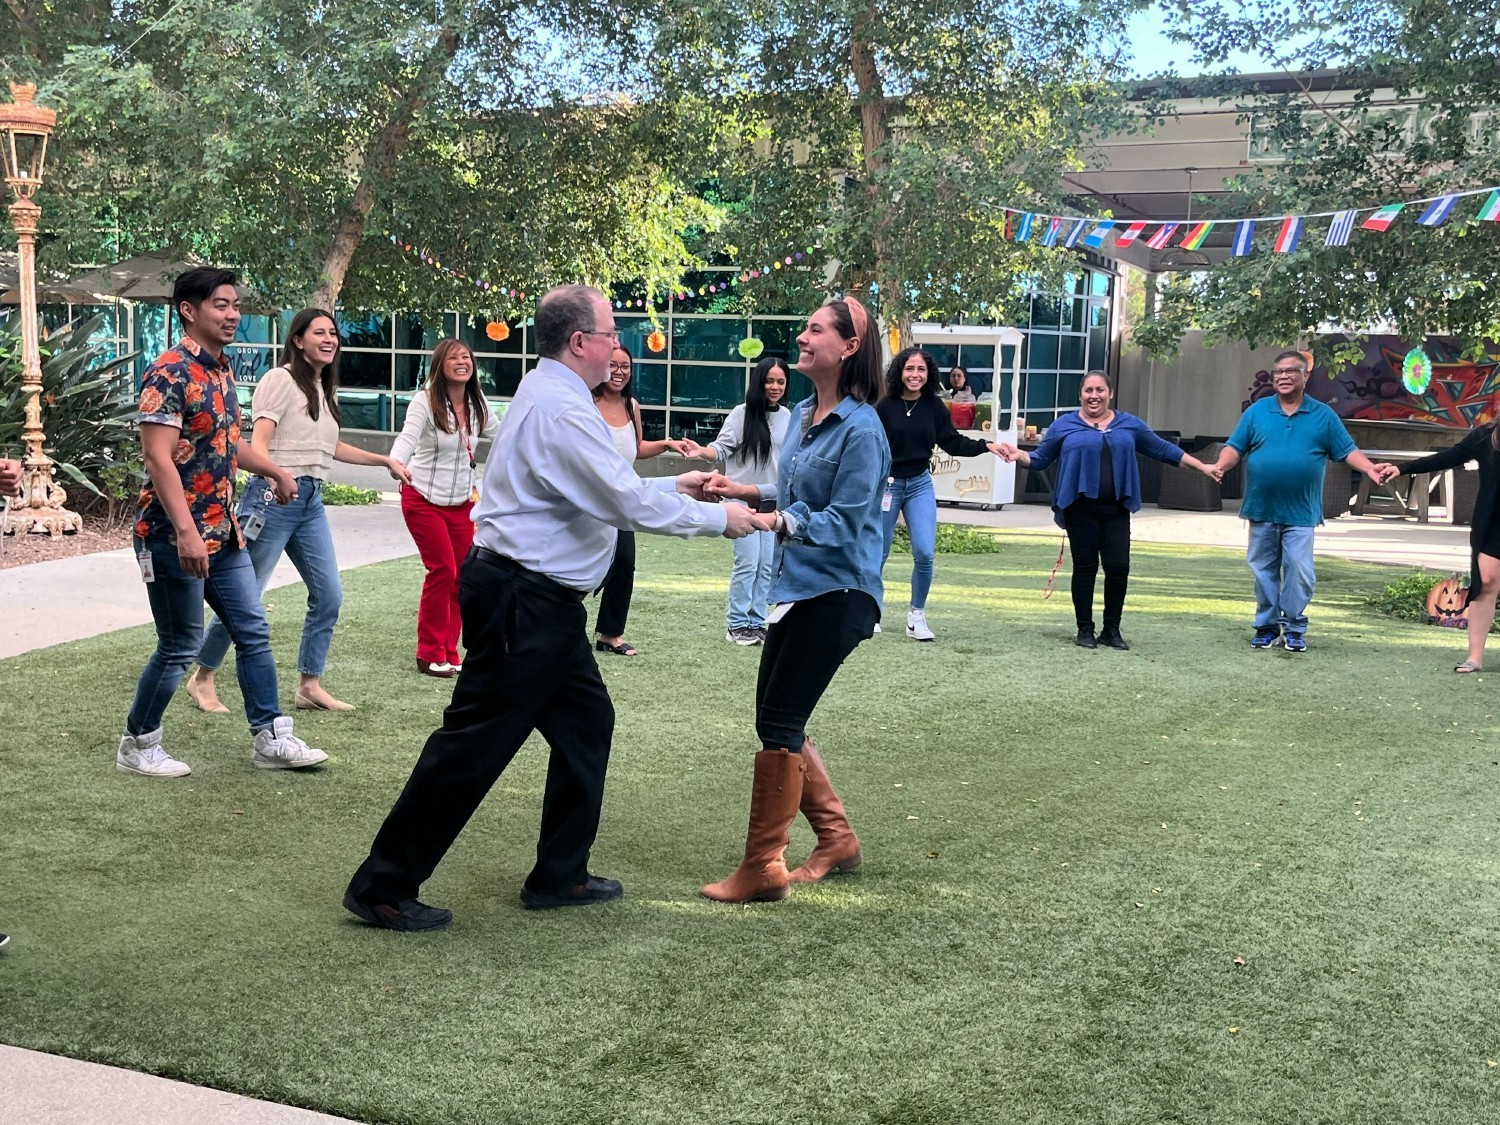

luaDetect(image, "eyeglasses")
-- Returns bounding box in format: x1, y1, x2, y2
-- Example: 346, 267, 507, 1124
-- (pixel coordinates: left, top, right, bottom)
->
579, 329, 620, 343
607, 363, 631, 372
1270, 366, 1306, 375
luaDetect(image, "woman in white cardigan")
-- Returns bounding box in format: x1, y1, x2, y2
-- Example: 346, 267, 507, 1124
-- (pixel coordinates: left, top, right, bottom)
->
390, 339, 498, 677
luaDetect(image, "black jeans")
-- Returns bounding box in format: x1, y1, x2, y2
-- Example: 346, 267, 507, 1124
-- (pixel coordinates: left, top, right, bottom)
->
347, 551, 615, 904
1063, 498, 1131, 631
755, 589, 878, 750
595, 530, 635, 637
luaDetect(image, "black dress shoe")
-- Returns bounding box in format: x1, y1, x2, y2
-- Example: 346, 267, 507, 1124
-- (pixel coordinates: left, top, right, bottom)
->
1099, 627, 1130, 650
1075, 627, 1098, 649
343, 890, 453, 932
520, 874, 624, 910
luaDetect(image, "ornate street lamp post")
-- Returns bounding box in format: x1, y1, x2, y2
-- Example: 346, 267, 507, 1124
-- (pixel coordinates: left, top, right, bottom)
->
0, 82, 79, 536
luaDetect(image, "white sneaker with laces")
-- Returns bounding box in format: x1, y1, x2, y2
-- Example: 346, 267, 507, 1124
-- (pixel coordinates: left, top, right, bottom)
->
252, 716, 329, 770
116, 728, 192, 778
872, 622, 882, 634
906, 607, 936, 641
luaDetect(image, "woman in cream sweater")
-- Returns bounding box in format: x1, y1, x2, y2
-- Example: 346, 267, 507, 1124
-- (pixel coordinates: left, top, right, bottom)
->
186, 308, 409, 712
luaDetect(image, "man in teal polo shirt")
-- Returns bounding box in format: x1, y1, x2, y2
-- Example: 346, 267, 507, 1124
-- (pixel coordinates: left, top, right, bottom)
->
1210, 351, 1386, 651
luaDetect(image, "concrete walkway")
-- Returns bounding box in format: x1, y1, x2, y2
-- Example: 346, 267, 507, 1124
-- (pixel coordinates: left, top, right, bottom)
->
0, 484, 1473, 1123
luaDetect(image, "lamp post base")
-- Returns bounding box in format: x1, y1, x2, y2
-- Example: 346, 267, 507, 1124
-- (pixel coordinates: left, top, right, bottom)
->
2, 503, 82, 536
2, 460, 82, 536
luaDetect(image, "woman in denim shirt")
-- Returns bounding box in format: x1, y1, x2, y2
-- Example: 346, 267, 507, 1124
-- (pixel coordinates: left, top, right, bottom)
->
702, 296, 889, 904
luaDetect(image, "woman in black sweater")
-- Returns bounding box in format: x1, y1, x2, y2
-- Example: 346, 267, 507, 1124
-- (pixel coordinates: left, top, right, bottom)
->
874, 347, 1004, 641
1389, 427, 1500, 672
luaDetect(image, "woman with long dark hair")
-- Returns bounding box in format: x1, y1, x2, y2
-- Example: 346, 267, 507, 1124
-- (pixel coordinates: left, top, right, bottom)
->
187, 308, 410, 712
701, 296, 889, 904
389, 338, 497, 677
875, 347, 1004, 641
682, 356, 793, 644
945, 366, 976, 403
591, 345, 688, 656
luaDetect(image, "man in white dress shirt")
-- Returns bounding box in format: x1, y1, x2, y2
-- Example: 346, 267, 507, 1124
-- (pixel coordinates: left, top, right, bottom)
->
344, 285, 770, 930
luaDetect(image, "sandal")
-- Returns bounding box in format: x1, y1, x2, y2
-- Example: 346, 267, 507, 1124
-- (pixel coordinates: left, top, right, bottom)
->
1454, 660, 1483, 674
595, 640, 639, 656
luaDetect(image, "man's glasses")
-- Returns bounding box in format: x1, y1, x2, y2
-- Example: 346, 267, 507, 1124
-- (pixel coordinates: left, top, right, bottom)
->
579, 330, 620, 343
1270, 367, 1306, 375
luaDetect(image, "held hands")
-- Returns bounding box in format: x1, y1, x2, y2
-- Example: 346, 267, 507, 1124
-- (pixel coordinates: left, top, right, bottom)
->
387, 458, 413, 485
703, 471, 762, 504
1371, 462, 1401, 485
270, 470, 299, 505
993, 443, 1022, 463
664, 439, 690, 456
721, 504, 775, 540
984, 442, 1007, 458
674, 469, 714, 501
1204, 462, 1226, 483
678, 439, 716, 461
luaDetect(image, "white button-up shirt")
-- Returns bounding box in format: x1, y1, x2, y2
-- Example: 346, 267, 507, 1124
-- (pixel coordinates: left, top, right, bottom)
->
472, 357, 728, 591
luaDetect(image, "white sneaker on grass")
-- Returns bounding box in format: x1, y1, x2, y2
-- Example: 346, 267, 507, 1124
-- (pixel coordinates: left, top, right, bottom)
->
252, 716, 328, 770
906, 608, 935, 642
116, 728, 191, 778
872, 622, 881, 634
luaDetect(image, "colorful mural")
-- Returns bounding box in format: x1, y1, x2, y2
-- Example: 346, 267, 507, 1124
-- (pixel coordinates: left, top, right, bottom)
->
1243, 335, 1500, 429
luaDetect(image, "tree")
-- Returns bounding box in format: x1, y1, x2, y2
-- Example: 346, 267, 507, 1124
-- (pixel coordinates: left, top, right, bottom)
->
649, 0, 1144, 336
8, 0, 719, 314
1134, 0, 1500, 366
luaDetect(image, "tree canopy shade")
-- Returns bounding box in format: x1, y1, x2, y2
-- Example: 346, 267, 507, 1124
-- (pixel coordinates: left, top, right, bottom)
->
1134, 0, 1500, 365
648, 0, 1145, 336
7, 0, 717, 313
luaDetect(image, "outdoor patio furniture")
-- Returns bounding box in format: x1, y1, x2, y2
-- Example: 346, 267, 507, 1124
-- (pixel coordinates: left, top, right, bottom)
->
1452, 465, 1480, 525
1323, 463, 1353, 520
1157, 442, 1224, 511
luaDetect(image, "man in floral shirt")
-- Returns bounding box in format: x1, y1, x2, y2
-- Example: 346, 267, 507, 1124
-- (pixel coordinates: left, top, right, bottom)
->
118, 266, 327, 777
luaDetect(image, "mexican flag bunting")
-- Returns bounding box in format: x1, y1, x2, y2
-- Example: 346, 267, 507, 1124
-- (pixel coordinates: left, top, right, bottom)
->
1144, 222, 1179, 250
1081, 220, 1116, 249
1274, 216, 1304, 252
1061, 218, 1089, 249
1114, 221, 1148, 247
1361, 203, 1403, 231
1015, 213, 1035, 242
1040, 216, 1064, 247
1416, 195, 1459, 226
1179, 221, 1214, 250
1479, 190, 1500, 222
1231, 220, 1255, 256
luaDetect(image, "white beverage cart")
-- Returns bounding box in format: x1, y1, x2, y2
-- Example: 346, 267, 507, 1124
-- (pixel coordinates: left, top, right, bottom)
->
907, 323, 1024, 509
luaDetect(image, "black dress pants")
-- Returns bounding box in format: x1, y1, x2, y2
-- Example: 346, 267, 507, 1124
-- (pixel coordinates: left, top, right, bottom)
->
1063, 498, 1131, 631
754, 589, 878, 751
347, 551, 614, 905
594, 530, 635, 638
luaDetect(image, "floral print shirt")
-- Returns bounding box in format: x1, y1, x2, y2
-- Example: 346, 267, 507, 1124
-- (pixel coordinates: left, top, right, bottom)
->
134, 337, 244, 551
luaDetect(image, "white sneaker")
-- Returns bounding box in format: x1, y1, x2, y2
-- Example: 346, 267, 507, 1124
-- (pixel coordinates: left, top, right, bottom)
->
906, 608, 935, 641
116, 728, 191, 778
252, 716, 329, 770
872, 622, 882, 634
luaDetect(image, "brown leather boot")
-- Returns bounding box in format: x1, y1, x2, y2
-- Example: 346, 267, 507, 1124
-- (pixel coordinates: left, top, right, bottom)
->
701, 749, 807, 903
788, 736, 862, 883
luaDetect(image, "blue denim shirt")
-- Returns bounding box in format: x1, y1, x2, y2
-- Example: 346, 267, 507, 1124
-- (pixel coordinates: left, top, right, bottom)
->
767, 394, 890, 609
1026, 410, 1184, 527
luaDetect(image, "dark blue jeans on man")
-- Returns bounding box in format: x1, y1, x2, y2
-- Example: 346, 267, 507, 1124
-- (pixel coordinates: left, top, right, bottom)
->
126, 536, 281, 736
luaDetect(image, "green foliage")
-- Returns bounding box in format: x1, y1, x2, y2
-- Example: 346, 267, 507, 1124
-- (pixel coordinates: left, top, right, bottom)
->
1367, 569, 1450, 621
890, 522, 1003, 555
0, 313, 139, 497
319, 482, 381, 506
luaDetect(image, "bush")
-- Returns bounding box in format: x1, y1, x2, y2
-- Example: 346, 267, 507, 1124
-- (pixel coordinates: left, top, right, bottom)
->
320, 482, 381, 506
890, 522, 1003, 555
1366, 568, 1499, 633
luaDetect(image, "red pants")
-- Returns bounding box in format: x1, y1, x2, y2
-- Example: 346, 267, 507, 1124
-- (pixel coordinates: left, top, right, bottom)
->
401, 486, 475, 664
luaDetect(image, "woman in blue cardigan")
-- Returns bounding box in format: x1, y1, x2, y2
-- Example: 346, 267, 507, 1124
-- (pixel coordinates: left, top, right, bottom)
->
1000, 372, 1217, 649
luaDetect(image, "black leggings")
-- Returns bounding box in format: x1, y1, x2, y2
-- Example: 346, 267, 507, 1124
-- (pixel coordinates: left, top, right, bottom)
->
594, 530, 635, 638
755, 589, 878, 751
1063, 498, 1131, 631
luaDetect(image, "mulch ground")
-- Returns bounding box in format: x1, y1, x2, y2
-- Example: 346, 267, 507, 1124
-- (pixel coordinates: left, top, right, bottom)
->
0, 506, 132, 569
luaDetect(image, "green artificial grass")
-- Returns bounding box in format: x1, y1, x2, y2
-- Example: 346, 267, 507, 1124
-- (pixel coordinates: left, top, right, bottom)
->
3, 532, 1499, 1124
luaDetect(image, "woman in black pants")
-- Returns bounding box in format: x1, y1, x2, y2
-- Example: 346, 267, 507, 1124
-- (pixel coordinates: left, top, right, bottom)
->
999, 372, 1216, 649
701, 296, 888, 904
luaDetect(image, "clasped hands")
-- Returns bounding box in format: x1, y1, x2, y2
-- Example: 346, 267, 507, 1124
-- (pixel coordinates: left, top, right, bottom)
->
674, 470, 777, 538
1369, 462, 1401, 485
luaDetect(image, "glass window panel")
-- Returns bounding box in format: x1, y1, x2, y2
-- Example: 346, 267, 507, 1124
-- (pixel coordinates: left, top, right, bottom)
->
335, 311, 391, 349
749, 318, 802, 365
458, 314, 523, 357
638, 408, 666, 442
338, 391, 390, 431
339, 349, 392, 389
133, 303, 168, 368
672, 363, 746, 409
396, 352, 429, 392
1057, 372, 1083, 409
784, 369, 815, 406
1066, 299, 1086, 333
672, 317, 746, 362
224, 346, 275, 386
1088, 326, 1108, 371
394, 393, 416, 429
1091, 270, 1112, 296
671, 411, 729, 444
613, 315, 654, 358
1027, 333, 1058, 370
478, 356, 525, 397
1023, 374, 1056, 411
1070, 272, 1088, 296
1089, 301, 1109, 328
1058, 335, 1085, 371
396, 310, 457, 352
1030, 295, 1063, 329
235, 314, 273, 346
632, 360, 668, 406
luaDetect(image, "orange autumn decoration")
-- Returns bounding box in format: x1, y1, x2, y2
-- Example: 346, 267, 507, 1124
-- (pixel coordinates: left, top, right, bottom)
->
1426, 574, 1470, 626
485, 320, 510, 342
646, 329, 666, 353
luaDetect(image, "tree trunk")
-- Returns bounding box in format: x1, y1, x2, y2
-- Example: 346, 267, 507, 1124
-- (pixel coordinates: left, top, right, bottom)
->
309, 28, 459, 310
849, 6, 899, 347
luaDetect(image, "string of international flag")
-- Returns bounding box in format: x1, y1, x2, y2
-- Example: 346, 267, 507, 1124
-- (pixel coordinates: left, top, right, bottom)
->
998, 185, 1500, 256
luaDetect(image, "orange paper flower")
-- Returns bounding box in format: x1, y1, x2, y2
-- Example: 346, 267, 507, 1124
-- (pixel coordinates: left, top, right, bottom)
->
646, 329, 666, 354
486, 321, 510, 342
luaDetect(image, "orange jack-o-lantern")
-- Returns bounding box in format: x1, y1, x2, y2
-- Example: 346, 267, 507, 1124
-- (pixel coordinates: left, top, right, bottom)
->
485, 320, 510, 342
1426, 574, 1469, 622
646, 329, 666, 354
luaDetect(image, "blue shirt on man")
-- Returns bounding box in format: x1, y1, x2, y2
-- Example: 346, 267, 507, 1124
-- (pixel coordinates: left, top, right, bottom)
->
1228, 395, 1356, 526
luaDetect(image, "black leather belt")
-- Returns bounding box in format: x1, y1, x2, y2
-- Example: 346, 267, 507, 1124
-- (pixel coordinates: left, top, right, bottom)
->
467, 546, 587, 603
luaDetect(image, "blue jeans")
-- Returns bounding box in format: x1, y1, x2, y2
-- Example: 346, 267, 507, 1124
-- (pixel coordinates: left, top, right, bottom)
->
727, 504, 775, 630
126, 536, 281, 736
1247, 521, 1317, 636
880, 472, 936, 609
198, 477, 342, 676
